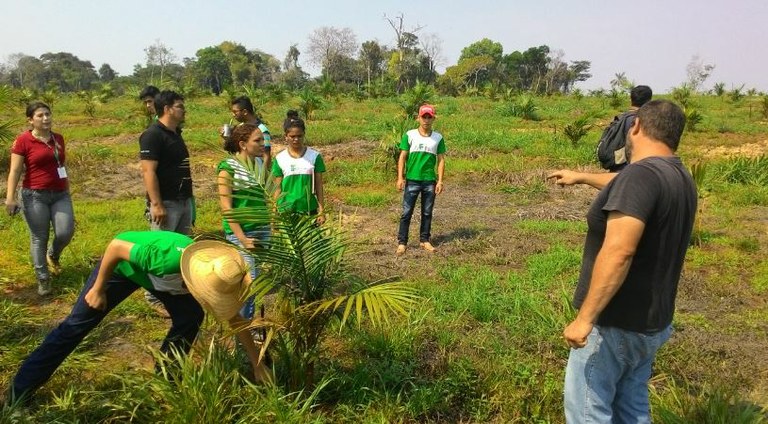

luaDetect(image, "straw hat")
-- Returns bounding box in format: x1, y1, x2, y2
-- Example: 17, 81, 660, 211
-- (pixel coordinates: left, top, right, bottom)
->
180, 240, 252, 322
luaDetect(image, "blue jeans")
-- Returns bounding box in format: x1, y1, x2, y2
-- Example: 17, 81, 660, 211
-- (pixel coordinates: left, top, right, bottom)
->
21, 188, 75, 281
397, 180, 436, 245
226, 227, 270, 320
564, 324, 673, 424
10, 260, 204, 399
149, 198, 195, 235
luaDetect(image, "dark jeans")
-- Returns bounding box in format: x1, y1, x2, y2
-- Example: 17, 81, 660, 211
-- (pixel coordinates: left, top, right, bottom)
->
398, 180, 436, 245
10, 260, 204, 399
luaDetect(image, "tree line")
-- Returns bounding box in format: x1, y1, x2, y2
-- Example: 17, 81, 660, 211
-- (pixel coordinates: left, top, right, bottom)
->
0, 22, 591, 98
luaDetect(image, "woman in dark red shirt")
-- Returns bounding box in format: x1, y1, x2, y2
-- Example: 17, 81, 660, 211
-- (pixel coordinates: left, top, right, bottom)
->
5, 102, 75, 296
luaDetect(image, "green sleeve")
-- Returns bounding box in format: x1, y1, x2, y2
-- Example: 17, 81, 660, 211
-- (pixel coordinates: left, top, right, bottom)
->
399, 133, 410, 151
216, 159, 234, 175
315, 154, 326, 173
272, 157, 283, 177
437, 138, 446, 154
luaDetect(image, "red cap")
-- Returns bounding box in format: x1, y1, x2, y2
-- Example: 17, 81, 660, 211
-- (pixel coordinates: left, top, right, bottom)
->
418, 104, 436, 117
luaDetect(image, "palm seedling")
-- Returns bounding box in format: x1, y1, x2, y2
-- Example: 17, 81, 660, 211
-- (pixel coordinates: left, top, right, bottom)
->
298, 87, 323, 120
563, 114, 592, 146
220, 179, 420, 390
399, 81, 435, 119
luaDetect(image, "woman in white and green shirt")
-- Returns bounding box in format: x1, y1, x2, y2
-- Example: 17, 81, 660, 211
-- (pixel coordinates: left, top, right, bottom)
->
272, 115, 326, 225
217, 123, 268, 319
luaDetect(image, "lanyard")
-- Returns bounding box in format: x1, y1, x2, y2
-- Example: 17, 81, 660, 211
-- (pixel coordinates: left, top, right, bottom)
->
36, 133, 62, 167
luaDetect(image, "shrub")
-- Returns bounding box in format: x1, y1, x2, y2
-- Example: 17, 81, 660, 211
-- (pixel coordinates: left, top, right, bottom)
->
399, 81, 435, 118
498, 95, 539, 121
685, 108, 703, 132
651, 378, 767, 423
562, 114, 592, 146
760, 96, 768, 119
712, 82, 726, 96
729, 85, 745, 103
298, 88, 323, 120
608, 89, 623, 109
672, 85, 693, 110
711, 155, 768, 186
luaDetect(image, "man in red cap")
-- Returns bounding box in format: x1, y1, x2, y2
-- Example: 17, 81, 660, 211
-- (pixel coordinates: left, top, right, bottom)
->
395, 104, 446, 255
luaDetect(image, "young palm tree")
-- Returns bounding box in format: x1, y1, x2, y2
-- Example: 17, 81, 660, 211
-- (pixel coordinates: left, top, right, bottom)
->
0, 85, 16, 143
220, 165, 419, 390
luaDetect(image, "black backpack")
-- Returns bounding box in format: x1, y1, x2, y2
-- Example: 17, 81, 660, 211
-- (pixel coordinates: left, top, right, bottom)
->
596, 111, 635, 171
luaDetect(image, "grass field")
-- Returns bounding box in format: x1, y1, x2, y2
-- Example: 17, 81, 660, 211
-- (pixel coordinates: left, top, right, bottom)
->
1, 92, 767, 422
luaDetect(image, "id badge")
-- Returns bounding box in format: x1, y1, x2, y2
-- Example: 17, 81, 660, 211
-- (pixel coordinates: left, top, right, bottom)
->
57, 166, 68, 179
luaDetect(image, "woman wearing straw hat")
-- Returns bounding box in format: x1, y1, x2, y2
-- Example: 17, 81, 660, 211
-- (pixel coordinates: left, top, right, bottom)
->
7, 230, 205, 405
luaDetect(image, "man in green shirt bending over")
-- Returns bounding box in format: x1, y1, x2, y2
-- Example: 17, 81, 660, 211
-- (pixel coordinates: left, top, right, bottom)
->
396, 104, 446, 255
7, 231, 204, 405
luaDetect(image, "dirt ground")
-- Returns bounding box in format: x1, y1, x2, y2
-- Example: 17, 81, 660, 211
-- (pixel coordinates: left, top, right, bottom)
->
4, 135, 768, 407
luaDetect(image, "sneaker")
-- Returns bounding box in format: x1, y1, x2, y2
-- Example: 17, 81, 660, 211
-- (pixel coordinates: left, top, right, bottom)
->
396, 244, 407, 255
37, 279, 52, 296
47, 255, 62, 276
420, 242, 436, 252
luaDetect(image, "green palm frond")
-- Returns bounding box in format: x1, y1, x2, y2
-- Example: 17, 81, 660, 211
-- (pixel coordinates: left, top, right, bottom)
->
0, 120, 16, 144
310, 281, 421, 329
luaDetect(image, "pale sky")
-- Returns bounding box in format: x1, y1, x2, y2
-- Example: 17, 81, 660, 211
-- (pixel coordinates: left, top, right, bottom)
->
2, 0, 765, 93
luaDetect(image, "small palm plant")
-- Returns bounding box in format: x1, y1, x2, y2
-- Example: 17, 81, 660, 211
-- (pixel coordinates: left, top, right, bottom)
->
760, 95, 768, 119
672, 84, 693, 110
685, 108, 703, 132
0, 85, 16, 145
399, 81, 435, 118
221, 183, 420, 390
499, 95, 539, 121
608, 88, 623, 109
298, 87, 323, 120
689, 161, 708, 246
712, 82, 726, 97
563, 114, 592, 146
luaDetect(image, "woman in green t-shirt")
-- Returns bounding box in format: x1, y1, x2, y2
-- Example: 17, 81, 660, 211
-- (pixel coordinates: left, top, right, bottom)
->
217, 123, 268, 319
271, 115, 326, 225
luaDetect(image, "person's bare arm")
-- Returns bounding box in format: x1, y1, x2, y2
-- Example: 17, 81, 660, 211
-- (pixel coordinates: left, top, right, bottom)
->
229, 316, 272, 383
272, 176, 283, 202
396, 150, 408, 191
5, 153, 24, 215
547, 170, 617, 190
563, 212, 645, 348
84, 239, 135, 311
141, 159, 166, 225
435, 154, 445, 194
314, 172, 325, 225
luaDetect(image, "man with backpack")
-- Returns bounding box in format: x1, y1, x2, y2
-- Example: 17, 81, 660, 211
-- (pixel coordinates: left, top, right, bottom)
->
597, 85, 653, 172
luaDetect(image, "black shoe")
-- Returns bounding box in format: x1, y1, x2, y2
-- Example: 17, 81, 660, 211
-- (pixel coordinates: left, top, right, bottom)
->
3, 387, 33, 409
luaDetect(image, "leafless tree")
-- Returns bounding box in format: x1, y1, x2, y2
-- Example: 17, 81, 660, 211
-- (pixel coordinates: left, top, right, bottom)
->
384, 13, 425, 62
419, 33, 444, 73
686, 55, 716, 92
306, 26, 358, 81
144, 39, 177, 84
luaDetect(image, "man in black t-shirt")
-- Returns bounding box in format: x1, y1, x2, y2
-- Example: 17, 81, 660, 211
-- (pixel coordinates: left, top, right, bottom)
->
551, 100, 696, 423
139, 90, 194, 236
